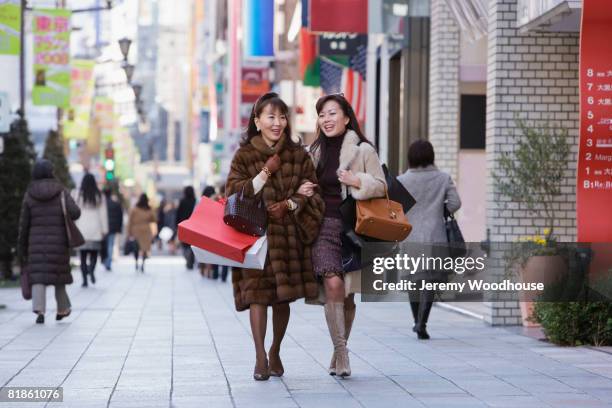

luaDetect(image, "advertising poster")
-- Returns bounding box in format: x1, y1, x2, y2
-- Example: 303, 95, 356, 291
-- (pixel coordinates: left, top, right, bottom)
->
32, 8, 71, 108
0, 0, 20, 55
93, 96, 114, 144
64, 60, 95, 140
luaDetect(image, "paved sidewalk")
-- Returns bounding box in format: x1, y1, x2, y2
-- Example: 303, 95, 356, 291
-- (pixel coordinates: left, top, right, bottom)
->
0, 256, 611, 408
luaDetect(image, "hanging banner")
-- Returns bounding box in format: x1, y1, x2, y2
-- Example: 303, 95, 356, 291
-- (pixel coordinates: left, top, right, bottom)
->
64, 60, 95, 140
310, 0, 367, 34
0, 0, 20, 55
241, 66, 270, 103
32, 9, 71, 108
93, 97, 114, 144
577, 0, 612, 242
243, 0, 274, 58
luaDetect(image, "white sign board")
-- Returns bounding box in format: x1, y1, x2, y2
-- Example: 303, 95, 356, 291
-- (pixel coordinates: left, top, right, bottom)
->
0, 92, 10, 133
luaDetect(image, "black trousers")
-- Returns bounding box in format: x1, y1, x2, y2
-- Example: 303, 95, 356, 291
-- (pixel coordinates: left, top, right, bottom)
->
409, 280, 434, 330
80, 250, 98, 284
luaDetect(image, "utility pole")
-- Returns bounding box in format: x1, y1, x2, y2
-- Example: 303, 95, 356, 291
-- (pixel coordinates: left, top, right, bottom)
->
18, 0, 26, 118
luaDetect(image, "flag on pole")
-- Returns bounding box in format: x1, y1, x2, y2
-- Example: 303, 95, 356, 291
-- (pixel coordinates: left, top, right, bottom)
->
320, 44, 367, 122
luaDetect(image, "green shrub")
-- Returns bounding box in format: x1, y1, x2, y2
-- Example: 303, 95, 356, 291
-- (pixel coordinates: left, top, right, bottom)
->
533, 301, 612, 346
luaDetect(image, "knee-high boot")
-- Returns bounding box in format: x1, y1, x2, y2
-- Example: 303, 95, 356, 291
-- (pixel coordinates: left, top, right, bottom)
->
329, 304, 356, 375
324, 302, 351, 377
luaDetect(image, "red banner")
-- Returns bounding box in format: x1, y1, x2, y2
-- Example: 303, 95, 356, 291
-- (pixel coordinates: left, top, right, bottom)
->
309, 0, 367, 34
577, 0, 612, 242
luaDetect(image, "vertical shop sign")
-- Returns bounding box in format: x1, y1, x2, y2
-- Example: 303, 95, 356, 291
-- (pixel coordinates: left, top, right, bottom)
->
32, 9, 71, 108
64, 60, 95, 140
577, 0, 612, 241
0, 0, 20, 55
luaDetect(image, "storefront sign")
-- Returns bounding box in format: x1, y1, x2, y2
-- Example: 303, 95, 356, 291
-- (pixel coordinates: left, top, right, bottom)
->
32, 9, 71, 108
319, 33, 367, 56
577, 0, 612, 242
310, 0, 367, 33
0, 0, 20, 55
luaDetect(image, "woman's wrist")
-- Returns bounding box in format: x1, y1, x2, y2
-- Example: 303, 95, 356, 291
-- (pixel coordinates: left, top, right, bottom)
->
261, 167, 272, 178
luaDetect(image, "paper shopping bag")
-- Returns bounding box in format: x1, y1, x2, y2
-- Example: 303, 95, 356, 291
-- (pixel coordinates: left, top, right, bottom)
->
191, 235, 268, 269
178, 197, 260, 263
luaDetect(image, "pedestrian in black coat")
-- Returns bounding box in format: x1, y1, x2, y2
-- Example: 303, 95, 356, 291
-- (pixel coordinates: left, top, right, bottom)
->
175, 186, 196, 269
18, 159, 81, 324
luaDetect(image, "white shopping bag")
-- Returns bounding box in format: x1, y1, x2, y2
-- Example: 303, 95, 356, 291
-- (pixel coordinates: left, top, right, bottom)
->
159, 226, 174, 242
191, 235, 267, 269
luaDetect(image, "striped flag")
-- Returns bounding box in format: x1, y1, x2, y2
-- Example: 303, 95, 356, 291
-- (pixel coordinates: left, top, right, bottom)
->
320, 45, 367, 122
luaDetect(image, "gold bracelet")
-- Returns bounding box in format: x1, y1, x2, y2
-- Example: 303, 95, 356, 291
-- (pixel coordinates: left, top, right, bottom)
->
261, 167, 272, 178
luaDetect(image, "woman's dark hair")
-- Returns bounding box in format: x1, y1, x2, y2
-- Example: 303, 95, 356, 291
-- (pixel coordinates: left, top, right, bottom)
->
311, 94, 371, 177
136, 193, 150, 209
241, 92, 297, 148
407, 139, 435, 168
202, 186, 215, 198
183, 186, 195, 201
32, 159, 55, 180
79, 173, 101, 206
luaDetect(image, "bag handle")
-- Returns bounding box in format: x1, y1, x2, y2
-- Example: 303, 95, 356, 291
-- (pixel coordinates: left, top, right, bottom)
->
60, 191, 72, 242
239, 182, 265, 209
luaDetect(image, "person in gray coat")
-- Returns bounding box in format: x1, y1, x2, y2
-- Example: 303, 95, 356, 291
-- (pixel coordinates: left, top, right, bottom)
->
397, 140, 461, 339
18, 159, 81, 324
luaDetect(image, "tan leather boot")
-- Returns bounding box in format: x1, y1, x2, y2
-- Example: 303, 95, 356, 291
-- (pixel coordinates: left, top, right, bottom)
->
324, 302, 351, 377
329, 305, 356, 375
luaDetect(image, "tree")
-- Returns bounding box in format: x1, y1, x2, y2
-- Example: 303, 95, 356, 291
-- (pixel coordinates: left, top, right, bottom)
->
493, 118, 571, 240
0, 118, 36, 279
43, 129, 74, 189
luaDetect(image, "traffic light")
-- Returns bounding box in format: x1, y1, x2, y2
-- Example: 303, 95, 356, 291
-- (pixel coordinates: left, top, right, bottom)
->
104, 146, 115, 181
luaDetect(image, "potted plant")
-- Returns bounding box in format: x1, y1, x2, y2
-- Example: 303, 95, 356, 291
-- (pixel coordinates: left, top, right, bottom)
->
494, 118, 571, 326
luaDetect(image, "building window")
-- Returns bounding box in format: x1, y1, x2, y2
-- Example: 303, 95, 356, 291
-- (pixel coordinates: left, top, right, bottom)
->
460, 94, 486, 149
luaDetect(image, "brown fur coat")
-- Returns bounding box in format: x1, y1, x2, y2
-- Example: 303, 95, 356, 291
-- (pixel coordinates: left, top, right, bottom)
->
226, 134, 325, 311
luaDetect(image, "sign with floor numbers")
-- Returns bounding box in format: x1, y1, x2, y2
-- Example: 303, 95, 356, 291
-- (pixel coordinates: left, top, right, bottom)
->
577, 0, 612, 241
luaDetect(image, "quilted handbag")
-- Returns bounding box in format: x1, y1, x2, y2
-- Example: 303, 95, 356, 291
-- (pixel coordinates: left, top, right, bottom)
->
223, 185, 267, 236
354, 188, 412, 242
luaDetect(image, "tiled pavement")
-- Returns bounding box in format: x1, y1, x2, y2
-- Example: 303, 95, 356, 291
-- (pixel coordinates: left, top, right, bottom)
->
0, 256, 611, 408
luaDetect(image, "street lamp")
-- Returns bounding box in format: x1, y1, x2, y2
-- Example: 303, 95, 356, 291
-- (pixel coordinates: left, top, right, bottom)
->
118, 37, 132, 61
132, 83, 143, 100
122, 63, 135, 84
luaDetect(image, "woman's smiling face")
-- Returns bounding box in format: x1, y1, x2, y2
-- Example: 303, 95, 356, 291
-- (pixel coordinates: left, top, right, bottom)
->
255, 103, 287, 145
318, 100, 349, 137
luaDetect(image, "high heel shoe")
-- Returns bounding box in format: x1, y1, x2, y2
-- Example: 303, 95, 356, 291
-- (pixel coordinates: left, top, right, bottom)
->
268, 352, 284, 377
253, 358, 270, 381
35, 314, 45, 324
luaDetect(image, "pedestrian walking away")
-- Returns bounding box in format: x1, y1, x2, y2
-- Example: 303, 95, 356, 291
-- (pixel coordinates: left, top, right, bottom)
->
127, 193, 157, 273
397, 140, 462, 340
18, 159, 81, 324
226, 92, 324, 381
74, 173, 108, 288
102, 186, 123, 271
300, 93, 387, 377
175, 186, 197, 269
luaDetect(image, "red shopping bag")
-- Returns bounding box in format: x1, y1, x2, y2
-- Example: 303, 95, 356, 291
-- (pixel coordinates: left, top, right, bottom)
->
178, 197, 260, 263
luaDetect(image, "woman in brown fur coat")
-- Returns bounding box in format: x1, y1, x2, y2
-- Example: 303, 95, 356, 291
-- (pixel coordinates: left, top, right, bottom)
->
226, 92, 324, 381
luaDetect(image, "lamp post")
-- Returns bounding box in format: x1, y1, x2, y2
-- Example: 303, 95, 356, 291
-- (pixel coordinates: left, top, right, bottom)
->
118, 37, 132, 61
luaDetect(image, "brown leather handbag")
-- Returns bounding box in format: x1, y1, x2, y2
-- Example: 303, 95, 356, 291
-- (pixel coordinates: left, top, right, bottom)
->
354, 188, 412, 241
223, 185, 267, 236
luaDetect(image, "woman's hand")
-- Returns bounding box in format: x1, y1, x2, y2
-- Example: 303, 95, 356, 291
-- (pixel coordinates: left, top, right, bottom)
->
338, 170, 361, 188
267, 201, 289, 221
264, 154, 281, 174
297, 181, 317, 197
